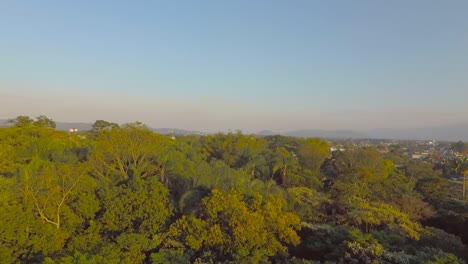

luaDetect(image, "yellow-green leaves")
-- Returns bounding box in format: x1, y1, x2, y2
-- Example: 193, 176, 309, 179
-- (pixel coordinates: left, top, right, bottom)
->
166, 189, 301, 263
100, 177, 173, 235
347, 198, 422, 240
287, 187, 330, 222
89, 126, 172, 184
297, 138, 330, 173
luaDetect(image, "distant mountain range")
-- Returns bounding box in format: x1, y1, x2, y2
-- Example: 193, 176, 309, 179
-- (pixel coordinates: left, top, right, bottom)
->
257, 129, 367, 138
260, 124, 468, 141
284, 129, 367, 139
365, 123, 468, 141
1, 119, 468, 141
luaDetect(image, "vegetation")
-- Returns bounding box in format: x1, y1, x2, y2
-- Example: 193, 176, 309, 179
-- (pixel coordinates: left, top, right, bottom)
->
1, 116, 467, 263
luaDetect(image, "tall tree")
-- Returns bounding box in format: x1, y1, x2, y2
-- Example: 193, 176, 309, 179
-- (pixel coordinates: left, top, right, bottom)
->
7, 115, 56, 129
7, 115, 34, 127
21, 161, 85, 230
297, 138, 329, 173
91, 120, 119, 132
34, 115, 56, 129
88, 126, 172, 185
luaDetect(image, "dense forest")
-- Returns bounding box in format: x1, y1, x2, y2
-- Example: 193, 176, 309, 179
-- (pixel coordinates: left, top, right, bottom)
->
1, 116, 467, 264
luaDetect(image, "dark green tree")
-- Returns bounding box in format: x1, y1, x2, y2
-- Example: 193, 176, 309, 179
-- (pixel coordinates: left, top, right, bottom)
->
34, 115, 56, 128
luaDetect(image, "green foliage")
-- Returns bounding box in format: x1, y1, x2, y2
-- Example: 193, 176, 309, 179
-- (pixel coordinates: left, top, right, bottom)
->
0, 126, 93, 262
1, 123, 467, 263
405, 160, 438, 179
346, 198, 422, 239
297, 138, 329, 173
287, 187, 330, 222
166, 189, 301, 263
8, 115, 56, 128
292, 224, 355, 261
415, 247, 464, 264
417, 227, 467, 259
330, 149, 408, 204
150, 249, 191, 264
89, 126, 172, 184
342, 240, 384, 264
416, 177, 449, 202
7, 115, 35, 127
91, 119, 119, 131
202, 132, 269, 180
34, 115, 57, 128
47, 251, 105, 264
100, 176, 173, 235
178, 189, 208, 214
391, 194, 434, 221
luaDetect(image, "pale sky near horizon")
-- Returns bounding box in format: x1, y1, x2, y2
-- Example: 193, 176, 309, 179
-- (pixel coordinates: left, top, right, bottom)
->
1, 1, 468, 133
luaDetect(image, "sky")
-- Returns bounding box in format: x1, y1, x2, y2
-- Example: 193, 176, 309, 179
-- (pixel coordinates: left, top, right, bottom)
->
1, 0, 468, 133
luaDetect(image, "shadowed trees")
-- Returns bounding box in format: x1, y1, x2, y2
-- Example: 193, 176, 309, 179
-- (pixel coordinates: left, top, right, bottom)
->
8, 115, 56, 128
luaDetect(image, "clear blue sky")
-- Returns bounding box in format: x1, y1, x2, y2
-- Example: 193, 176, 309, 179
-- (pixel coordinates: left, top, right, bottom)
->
1, 1, 468, 132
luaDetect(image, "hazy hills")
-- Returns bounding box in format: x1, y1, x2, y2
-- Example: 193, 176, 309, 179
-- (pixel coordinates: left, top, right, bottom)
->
264, 124, 468, 141
365, 123, 468, 141
283, 129, 367, 139
1, 120, 468, 141
258, 129, 366, 138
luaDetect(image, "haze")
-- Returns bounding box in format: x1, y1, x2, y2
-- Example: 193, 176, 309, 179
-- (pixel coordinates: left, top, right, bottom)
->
1, 1, 468, 133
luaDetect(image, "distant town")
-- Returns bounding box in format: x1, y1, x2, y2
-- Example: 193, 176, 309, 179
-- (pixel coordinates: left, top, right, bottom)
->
328, 138, 467, 182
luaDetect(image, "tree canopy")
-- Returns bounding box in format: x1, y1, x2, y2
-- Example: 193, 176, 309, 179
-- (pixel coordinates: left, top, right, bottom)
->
0, 118, 466, 263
